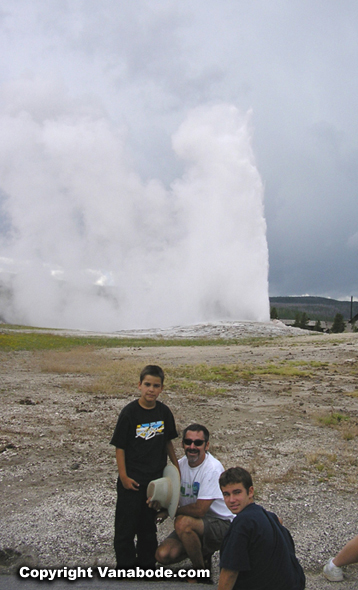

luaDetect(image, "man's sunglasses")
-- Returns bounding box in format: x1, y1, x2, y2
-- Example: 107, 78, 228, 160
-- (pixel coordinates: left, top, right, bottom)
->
183, 438, 205, 447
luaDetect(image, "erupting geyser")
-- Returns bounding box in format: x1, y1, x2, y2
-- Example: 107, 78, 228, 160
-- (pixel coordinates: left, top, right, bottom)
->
0, 101, 269, 330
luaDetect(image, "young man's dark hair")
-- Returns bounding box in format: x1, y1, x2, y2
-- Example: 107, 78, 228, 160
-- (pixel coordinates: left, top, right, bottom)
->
219, 466, 305, 590
139, 364, 165, 385
182, 423, 209, 444
219, 466, 253, 494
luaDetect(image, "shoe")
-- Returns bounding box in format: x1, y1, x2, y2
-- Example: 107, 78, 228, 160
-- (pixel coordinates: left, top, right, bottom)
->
323, 558, 344, 582
202, 553, 214, 584
203, 554, 212, 576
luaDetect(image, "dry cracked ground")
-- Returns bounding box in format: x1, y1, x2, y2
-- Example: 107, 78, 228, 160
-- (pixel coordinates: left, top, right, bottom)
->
1, 327, 358, 588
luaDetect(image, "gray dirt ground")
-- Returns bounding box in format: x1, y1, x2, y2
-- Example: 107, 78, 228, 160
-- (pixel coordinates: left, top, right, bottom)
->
1, 323, 358, 588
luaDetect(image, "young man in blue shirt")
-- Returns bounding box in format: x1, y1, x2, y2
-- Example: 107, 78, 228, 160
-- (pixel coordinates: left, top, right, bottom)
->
218, 467, 305, 590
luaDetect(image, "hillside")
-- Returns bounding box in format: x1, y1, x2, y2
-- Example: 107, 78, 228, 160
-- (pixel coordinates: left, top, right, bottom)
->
269, 296, 358, 322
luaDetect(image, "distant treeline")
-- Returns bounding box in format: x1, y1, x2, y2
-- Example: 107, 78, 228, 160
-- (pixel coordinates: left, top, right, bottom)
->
269, 296, 358, 322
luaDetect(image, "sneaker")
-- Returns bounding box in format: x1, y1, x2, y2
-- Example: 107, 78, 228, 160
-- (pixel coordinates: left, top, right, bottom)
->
203, 554, 212, 575
323, 558, 344, 582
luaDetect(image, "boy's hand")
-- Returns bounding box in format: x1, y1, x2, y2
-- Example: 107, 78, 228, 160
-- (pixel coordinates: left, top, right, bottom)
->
121, 476, 140, 491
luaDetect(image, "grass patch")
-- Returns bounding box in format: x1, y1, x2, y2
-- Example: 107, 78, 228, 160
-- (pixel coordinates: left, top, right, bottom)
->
167, 362, 312, 382
38, 348, 112, 375
38, 353, 143, 396
306, 451, 337, 464
316, 412, 358, 440
38, 355, 229, 397
342, 390, 358, 398
1, 324, 55, 330
0, 328, 279, 352
261, 466, 301, 485
82, 364, 230, 398
306, 451, 338, 479
36, 354, 318, 398
318, 412, 350, 426
342, 425, 358, 440
255, 363, 311, 377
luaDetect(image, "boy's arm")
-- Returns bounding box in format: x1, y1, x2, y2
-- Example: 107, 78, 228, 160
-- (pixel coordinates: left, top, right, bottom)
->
166, 440, 180, 472
217, 568, 238, 590
115, 448, 139, 491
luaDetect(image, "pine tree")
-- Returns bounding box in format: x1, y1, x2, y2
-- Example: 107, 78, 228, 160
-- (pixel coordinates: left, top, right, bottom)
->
331, 313, 345, 333
314, 319, 323, 332
299, 312, 309, 329
270, 307, 278, 320
293, 312, 301, 327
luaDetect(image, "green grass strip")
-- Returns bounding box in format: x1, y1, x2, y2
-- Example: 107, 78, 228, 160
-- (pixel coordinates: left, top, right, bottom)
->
0, 330, 276, 351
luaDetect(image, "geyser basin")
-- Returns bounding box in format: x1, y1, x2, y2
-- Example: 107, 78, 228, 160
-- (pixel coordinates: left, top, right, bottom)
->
0, 103, 269, 330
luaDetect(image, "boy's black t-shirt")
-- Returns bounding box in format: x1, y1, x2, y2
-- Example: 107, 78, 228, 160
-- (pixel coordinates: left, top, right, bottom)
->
110, 400, 178, 485
220, 503, 305, 590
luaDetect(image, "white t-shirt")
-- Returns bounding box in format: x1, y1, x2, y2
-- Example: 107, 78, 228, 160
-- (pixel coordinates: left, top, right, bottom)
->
178, 452, 233, 521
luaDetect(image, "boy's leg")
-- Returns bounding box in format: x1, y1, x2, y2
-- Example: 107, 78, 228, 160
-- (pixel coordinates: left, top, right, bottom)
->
114, 478, 142, 568
136, 487, 158, 569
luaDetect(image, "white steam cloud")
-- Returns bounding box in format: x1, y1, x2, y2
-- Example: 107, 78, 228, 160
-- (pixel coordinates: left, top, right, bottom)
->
0, 81, 269, 330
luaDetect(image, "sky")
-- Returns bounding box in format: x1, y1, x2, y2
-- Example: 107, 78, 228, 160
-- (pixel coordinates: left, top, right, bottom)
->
0, 1, 358, 328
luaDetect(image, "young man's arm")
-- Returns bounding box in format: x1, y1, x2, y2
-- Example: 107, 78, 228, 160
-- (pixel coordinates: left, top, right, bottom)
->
217, 568, 239, 590
115, 448, 139, 491
166, 440, 180, 471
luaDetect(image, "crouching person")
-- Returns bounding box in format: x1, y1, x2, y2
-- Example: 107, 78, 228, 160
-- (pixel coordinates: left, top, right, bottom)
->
155, 424, 233, 578
218, 467, 305, 590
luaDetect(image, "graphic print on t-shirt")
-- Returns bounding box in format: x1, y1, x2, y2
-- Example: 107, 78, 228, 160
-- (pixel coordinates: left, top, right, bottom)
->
181, 480, 201, 498
136, 421, 164, 440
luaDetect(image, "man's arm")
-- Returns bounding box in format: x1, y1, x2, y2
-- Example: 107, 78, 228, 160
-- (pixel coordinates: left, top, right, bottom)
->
166, 440, 180, 472
217, 568, 239, 590
115, 448, 139, 491
176, 499, 213, 518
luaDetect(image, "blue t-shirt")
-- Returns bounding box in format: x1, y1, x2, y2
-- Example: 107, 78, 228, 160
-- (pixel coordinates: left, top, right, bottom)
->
220, 503, 305, 590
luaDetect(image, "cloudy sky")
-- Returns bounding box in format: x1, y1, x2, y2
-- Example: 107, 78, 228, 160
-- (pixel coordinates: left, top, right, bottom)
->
0, 1, 358, 328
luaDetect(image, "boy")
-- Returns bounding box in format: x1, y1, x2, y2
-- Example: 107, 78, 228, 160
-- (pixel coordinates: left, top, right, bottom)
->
110, 365, 179, 570
218, 467, 305, 590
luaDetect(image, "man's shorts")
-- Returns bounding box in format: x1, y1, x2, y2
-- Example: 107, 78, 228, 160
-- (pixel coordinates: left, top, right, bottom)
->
166, 515, 231, 556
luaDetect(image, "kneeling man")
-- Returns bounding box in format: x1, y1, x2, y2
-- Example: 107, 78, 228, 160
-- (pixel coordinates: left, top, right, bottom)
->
219, 467, 305, 590
155, 423, 233, 571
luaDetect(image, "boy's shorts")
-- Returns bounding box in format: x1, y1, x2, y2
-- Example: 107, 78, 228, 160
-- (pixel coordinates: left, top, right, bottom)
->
166, 515, 231, 555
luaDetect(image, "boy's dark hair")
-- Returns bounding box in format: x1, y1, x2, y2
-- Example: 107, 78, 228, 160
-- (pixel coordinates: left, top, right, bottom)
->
219, 467, 253, 494
139, 365, 165, 385
182, 423, 209, 444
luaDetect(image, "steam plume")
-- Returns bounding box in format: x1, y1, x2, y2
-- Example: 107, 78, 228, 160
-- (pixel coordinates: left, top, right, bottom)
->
0, 85, 269, 330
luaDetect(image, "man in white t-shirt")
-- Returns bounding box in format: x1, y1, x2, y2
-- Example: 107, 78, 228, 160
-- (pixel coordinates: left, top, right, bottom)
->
155, 423, 233, 573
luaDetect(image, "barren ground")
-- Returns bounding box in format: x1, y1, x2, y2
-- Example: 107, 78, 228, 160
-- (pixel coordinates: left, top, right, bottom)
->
1, 324, 358, 588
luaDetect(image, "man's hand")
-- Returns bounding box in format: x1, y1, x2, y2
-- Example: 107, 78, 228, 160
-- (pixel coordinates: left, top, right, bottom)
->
121, 475, 140, 490
155, 509, 169, 524
147, 497, 162, 511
